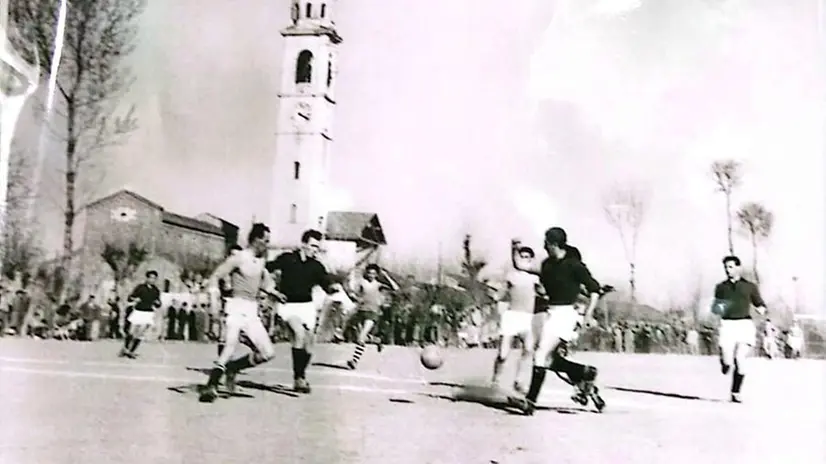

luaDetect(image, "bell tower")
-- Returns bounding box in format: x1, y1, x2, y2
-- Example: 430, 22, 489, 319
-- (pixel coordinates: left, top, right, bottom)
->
270, 0, 342, 246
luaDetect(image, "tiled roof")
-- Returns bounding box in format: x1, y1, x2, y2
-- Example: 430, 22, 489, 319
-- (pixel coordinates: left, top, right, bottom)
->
85, 189, 163, 211
162, 211, 223, 236
325, 211, 387, 245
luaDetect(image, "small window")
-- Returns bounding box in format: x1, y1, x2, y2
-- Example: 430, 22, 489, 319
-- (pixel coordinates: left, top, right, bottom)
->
294, 161, 301, 180
321, 4, 327, 18
290, 204, 297, 224
305, 3, 312, 18
295, 50, 313, 84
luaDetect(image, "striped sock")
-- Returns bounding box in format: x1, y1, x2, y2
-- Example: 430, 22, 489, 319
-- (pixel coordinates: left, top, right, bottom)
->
351, 343, 366, 365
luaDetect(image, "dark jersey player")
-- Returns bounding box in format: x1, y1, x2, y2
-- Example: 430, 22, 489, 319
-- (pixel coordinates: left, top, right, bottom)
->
118, 271, 162, 359
712, 255, 767, 403
508, 227, 606, 415
266, 229, 340, 394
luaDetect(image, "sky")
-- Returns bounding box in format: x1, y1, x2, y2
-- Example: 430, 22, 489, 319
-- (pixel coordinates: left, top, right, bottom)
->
15, 0, 826, 312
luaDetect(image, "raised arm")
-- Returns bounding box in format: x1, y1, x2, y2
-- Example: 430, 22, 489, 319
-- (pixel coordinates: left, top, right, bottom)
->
511, 239, 541, 275
378, 268, 400, 292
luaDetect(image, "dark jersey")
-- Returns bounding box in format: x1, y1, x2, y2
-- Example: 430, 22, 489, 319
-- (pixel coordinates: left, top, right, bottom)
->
129, 283, 161, 312
713, 278, 765, 320
266, 251, 331, 303
539, 246, 600, 306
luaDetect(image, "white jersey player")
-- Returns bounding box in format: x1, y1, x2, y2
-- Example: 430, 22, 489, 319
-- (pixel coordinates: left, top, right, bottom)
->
491, 246, 540, 394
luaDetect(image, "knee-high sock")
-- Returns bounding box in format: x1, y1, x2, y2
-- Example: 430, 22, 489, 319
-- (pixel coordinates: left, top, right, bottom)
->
526, 367, 547, 402
549, 356, 587, 383
226, 353, 256, 373
351, 343, 367, 365
297, 349, 312, 379
731, 371, 745, 393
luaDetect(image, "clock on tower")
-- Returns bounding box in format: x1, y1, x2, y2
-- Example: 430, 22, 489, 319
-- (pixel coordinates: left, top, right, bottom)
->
270, 0, 342, 246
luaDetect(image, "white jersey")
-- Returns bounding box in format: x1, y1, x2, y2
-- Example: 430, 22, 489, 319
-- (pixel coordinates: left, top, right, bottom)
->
356, 278, 383, 313
506, 270, 538, 314
216, 249, 271, 301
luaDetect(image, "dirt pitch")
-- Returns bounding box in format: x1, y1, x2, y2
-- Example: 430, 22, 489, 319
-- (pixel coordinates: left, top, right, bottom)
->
1, 338, 823, 464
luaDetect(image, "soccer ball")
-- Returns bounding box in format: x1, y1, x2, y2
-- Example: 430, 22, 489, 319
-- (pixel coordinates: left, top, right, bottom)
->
711, 299, 728, 316
420, 345, 443, 370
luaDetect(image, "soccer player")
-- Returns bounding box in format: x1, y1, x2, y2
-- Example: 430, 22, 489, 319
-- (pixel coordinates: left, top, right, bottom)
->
507, 227, 604, 415
199, 223, 284, 403
491, 246, 539, 394
266, 229, 341, 394
118, 271, 162, 358
711, 255, 767, 403
345, 263, 395, 370
119, 270, 161, 359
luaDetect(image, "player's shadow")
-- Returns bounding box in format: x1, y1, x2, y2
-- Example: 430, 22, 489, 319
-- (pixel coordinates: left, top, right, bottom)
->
312, 362, 350, 371
234, 380, 301, 398
186, 366, 248, 376
167, 383, 255, 399
606, 386, 722, 403
181, 367, 299, 398
420, 384, 588, 415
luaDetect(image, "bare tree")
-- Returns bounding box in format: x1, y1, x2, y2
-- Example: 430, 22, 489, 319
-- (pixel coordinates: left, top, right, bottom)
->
9, 0, 145, 259
2, 147, 42, 278
603, 186, 646, 303
736, 202, 774, 284
711, 160, 743, 255
159, 251, 221, 288
102, 241, 148, 296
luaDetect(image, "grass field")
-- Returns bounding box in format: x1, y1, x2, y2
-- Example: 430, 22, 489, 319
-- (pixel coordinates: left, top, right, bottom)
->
1, 338, 824, 464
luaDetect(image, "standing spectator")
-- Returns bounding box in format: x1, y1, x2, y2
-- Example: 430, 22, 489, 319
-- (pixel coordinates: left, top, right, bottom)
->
623, 324, 635, 353
166, 300, 179, 341
686, 327, 700, 355
177, 302, 190, 341
108, 298, 121, 339
189, 304, 203, 342
80, 296, 102, 341
98, 299, 111, 339
0, 286, 10, 336
612, 324, 623, 352
787, 320, 804, 359
11, 290, 30, 336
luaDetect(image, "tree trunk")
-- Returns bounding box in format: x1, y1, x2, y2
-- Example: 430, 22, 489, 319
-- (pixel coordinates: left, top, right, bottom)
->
751, 233, 759, 284
629, 262, 636, 303
725, 192, 734, 254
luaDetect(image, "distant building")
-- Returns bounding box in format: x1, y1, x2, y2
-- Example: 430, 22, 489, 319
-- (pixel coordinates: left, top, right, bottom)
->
69, 189, 238, 298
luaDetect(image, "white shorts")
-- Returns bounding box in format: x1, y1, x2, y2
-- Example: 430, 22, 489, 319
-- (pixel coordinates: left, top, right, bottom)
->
535, 305, 582, 344
127, 310, 155, 327
533, 305, 582, 365
500, 311, 532, 337
224, 298, 271, 353
719, 319, 756, 350
277, 302, 319, 331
